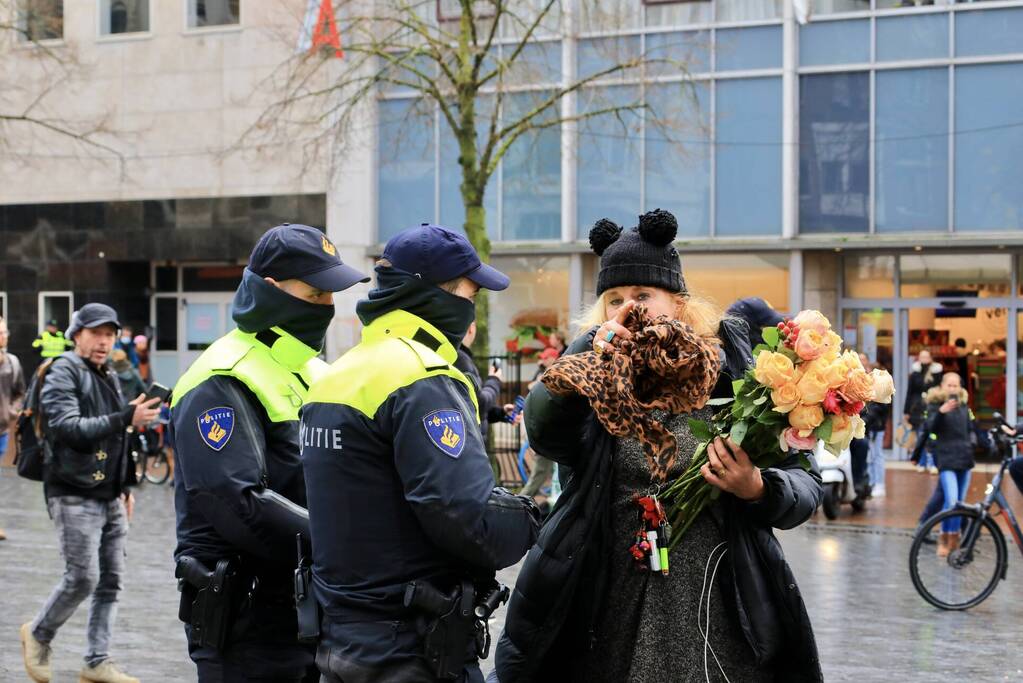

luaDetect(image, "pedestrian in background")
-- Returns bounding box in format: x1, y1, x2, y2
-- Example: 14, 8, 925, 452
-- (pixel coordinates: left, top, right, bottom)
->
32, 320, 73, 360
923, 372, 974, 558
134, 335, 150, 382
456, 320, 516, 441
0, 315, 26, 541
726, 296, 784, 350
114, 326, 139, 368
904, 349, 943, 472
111, 350, 145, 403
21, 303, 161, 683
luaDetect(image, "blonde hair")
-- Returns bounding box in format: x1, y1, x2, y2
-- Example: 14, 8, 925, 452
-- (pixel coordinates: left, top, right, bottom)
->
576, 289, 724, 340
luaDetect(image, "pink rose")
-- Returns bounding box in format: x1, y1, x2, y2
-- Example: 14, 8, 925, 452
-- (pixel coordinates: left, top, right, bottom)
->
792, 310, 832, 336
782, 427, 818, 452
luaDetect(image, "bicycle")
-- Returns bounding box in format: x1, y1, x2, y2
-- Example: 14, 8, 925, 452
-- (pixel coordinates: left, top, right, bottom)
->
131, 418, 171, 485
908, 413, 1023, 610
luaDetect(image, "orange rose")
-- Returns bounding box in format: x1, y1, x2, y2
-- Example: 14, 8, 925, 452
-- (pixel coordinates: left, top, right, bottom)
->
754, 351, 796, 389
822, 330, 843, 361
771, 383, 800, 414
804, 358, 846, 390
841, 369, 875, 403
870, 368, 895, 404
794, 329, 825, 362
796, 365, 829, 405
789, 403, 824, 433
793, 310, 832, 336
827, 414, 866, 452
840, 350, 865, 373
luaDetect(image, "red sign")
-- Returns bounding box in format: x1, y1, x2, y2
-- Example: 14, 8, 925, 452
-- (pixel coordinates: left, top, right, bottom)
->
310, 0, 343, 58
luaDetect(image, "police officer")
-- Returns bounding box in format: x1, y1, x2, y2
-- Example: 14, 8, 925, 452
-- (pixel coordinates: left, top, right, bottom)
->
33, 320, 73, 359
301, 224, 541, 683
171, 224, 368, 682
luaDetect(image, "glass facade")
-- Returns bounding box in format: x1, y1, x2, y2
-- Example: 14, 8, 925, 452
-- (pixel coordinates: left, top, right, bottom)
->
99, 0, 149, 35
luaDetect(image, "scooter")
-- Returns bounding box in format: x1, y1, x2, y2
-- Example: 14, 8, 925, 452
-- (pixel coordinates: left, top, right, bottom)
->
815, 440, 868, 520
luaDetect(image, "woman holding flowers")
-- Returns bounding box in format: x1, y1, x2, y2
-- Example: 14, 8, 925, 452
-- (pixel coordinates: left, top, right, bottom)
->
491, 211, 825, 683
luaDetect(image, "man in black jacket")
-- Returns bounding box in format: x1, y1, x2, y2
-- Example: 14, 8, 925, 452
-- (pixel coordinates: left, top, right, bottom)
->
454, 320, 512, 440
21, 303, 161, 683
904, 350, 943, 467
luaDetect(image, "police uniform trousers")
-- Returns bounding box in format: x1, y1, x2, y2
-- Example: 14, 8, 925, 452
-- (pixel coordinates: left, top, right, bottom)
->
186, 590, 317, 683
314, 645, 484, 683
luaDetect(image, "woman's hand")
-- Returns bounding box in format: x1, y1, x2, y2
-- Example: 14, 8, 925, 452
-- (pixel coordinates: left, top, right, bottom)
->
701, 436, 765, 501
938, 398, 959, 414
592, 300, 635, 355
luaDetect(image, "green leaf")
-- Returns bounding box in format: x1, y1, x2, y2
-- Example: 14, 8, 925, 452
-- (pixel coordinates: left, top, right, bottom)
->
753, 395, 768, 406
778, 347, 798, 362
729, 420, 749, 445
814, 417, 833, 443
798, 452, 812, 471
687, 418, 714, 442
731, 378, 745, 396
742, 401, 758, 418
706, 397, 734, 406
761, 326, 780, 349
751, 343, 772, 357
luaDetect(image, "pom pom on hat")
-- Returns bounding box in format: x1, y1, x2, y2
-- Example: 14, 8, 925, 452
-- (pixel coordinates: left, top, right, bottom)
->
637, 208, 678, 247
589, 218, 623, 256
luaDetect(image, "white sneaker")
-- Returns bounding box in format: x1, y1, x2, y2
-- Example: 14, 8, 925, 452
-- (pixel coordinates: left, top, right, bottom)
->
928, 466, 939, 475
79, 659, 140, 683
20, 622, 51, 683
872, 485, 886, 498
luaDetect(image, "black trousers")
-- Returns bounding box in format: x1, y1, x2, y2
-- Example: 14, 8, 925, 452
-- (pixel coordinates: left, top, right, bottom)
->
314, 645, 484, 683
187, 597, 317, 683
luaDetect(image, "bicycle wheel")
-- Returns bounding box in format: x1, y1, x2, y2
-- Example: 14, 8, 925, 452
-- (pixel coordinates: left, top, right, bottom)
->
144, 449, 171, 485
909, 508, 1008, 610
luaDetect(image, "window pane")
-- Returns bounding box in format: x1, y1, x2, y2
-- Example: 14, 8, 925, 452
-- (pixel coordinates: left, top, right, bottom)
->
378, 98, 436, 242
716, 78, 782, 235
155, 298, 178, 351
799, 72, 869, 234
578, 35, 641, 81
578, 87, 642, 233
844, 255, 896, 298
186, 303, 222, 351
684, 253, 790, 312
187, 0, 239, 28
506, 41, 562, 85
645, 82, 710, 237
799, 19, 870, 66
645, 1, 712, 28
876, 13, 948, 62
715, 26, 782, 71
811, 0, 869, 14
502, 92, 561, 240
42, 295, 71, 330
644, 31, 711, 76
715, 0, 781, 22
875, 68, 948, 232
438, 101, 498, 239
580, 0, 640, 33
182, 265, 244, 292
956, 8, 1023, 57
99, 0, 149, 34
17, 0, 63, 40
955, 63, 1023, 231
899, 254, 1011, 298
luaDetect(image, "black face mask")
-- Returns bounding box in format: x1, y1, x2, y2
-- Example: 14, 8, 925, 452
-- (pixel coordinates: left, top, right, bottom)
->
232, 268, 335, 351
356, 267, 476, 348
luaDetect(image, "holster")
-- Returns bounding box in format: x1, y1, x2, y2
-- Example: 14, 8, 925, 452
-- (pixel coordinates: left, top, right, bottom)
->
294, 534, 320, 643
176, 556, 239, 650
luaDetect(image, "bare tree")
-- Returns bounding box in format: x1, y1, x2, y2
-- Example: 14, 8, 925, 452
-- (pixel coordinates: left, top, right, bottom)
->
253, 0, 701, 352
0, 0, 120, 160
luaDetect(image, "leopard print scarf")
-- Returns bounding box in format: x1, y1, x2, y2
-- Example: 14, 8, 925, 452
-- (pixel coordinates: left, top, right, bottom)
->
541, 306, 722, 482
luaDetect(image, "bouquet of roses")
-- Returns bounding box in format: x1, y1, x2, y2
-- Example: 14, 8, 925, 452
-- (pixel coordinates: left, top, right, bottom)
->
661, 310, 895, 547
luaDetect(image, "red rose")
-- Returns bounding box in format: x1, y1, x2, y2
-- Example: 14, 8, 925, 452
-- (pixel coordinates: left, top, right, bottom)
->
823, 389, 843, 415
844, 400, 865, 416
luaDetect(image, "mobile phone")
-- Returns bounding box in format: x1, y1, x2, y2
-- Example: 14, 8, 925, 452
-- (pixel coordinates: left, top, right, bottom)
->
146, 382, 172, 403
506, 395, 526, 423
492, 359, 502, 372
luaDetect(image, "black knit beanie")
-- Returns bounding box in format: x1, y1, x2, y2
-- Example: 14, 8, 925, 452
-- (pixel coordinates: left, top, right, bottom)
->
590, 208, 686, 296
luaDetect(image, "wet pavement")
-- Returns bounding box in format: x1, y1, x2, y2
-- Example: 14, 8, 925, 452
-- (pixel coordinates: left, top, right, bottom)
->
2, 466, 1022, 681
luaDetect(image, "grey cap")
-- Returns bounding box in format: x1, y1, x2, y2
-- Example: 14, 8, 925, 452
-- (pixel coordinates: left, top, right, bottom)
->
66, 303, 121, 339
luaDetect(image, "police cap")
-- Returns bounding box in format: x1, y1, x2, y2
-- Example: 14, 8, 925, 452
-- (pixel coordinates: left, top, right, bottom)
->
382, 223, 509, 291
250, 224, 369, 292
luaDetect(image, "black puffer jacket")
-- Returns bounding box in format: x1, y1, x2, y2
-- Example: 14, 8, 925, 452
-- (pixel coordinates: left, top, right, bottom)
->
493, 320, 823, 683
455, 345, 507, 439
41, 352, 136, 499
924, 388, 974, 471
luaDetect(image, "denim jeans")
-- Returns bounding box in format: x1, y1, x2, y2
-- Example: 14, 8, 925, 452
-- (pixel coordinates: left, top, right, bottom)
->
31, 496, 128, 666
0, 430, 9, 457
939, 469, 972, 533
867, 431, 886, 489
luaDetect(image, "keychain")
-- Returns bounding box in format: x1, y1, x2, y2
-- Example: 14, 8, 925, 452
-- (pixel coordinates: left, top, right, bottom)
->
632, 493, 670, 576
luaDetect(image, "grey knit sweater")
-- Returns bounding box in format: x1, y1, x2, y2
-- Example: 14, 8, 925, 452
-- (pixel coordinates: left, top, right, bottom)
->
576, 409, 772, 683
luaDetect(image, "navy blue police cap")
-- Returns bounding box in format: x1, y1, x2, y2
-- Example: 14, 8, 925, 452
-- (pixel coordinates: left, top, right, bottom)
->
382, 223, 510, 291
249, 224, 369, 292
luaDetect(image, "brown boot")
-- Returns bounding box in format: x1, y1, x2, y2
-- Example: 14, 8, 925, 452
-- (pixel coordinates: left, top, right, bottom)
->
936, 532, 951, 558
947, 532, 961, 554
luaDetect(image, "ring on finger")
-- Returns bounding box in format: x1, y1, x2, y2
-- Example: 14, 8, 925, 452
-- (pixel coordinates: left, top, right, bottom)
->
604, 330, 616, 343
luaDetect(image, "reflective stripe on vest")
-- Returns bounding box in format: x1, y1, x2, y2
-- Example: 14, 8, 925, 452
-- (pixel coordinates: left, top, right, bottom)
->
171, 326, 327, 423
307, 310, 479, 422
39, 332, 71, 358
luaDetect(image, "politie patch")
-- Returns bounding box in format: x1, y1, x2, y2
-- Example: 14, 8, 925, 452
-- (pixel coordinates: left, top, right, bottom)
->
197, 407, 234, 451
422, 409, 466, 458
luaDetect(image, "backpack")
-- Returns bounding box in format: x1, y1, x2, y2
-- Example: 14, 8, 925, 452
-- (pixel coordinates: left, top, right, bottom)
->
13, 359, 55, 481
